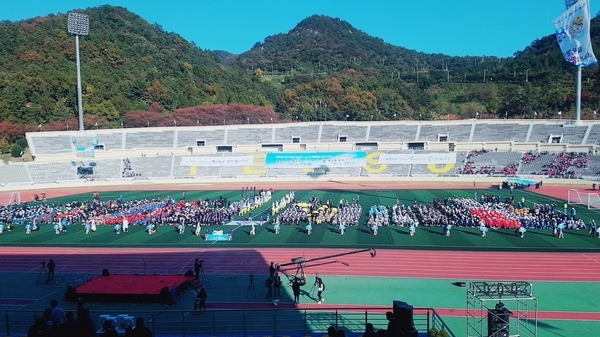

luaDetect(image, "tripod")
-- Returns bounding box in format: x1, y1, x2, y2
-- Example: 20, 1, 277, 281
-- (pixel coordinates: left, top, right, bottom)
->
198, 262, 206, 282
246, 274, 256, 298
36, 262, 49, 284
309, 277, 318, 297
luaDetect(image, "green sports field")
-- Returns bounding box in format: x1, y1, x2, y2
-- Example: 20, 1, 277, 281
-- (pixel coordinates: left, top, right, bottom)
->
2, 188, 599, 252
2, 187, 600, 337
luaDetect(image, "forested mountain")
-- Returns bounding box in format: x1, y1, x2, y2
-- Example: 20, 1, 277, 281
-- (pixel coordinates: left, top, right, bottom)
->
233, 14, 600, 121
1, 5, 600, 144
0, 5, 273, 133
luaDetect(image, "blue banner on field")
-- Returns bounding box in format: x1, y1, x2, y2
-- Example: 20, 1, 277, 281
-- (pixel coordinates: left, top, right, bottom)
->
206, 230, 231, 241
265, 151, 367, 168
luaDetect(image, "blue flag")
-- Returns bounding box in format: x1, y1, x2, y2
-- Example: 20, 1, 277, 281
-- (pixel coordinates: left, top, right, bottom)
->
554, 0, 597, 67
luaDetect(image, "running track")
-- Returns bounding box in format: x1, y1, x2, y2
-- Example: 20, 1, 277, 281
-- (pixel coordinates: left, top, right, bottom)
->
2, 247, 600, 321
4, 183, 598, 322
3, 247, 600, 282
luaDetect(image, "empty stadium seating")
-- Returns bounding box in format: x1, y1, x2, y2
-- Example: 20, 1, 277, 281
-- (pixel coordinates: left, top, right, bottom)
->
4, 119, 599, 188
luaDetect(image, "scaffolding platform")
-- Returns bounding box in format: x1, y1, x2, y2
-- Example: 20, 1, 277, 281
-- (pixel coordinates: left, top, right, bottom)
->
466, 281, 538, 337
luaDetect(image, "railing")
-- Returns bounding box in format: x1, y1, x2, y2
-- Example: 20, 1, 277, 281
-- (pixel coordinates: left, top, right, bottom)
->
3, 307, 455, 337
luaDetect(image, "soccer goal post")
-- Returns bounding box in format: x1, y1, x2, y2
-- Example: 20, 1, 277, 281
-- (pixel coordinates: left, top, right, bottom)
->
568, 189, 587, 205
588, 193, 600, 211
0, 191, 21, 206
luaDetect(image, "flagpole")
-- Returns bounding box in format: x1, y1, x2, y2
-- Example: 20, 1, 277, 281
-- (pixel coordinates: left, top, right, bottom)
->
576, 65, 582, 121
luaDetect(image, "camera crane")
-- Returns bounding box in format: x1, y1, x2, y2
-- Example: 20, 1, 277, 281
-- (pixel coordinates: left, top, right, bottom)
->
276, 248, 376, 285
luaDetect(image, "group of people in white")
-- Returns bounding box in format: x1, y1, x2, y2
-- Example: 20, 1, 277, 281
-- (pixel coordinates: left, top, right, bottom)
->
271, 191, 296, 215
238, 190, 272, 216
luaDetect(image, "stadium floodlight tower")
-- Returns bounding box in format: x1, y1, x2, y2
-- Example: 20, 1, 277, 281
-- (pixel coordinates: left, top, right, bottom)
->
67, 12, 89, 131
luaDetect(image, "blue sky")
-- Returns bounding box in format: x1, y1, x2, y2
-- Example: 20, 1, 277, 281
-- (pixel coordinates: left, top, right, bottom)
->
2, 0, 599, 57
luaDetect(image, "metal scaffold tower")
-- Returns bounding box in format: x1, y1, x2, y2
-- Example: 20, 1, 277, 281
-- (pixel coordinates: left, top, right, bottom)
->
467, 281, 538, 337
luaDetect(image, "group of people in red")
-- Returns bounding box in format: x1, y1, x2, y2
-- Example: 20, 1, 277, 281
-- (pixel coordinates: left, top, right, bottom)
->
530, 151, 589, 178
460, 149, 518, 175
469, 208, 520, 229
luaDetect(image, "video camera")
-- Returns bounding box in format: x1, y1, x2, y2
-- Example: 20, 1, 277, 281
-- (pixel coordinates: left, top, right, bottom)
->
41, 261, 46, 267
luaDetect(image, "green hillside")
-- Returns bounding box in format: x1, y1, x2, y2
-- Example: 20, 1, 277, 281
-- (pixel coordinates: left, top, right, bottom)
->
1, 6, 600, 143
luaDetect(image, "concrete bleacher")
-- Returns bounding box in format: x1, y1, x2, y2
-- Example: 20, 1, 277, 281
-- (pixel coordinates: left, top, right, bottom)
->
471, 123, 529, 142
127, 156, 173, 178
225, 127, 272, 145
585, 124, 600, 145
267, 167, 307, 177
92, 159, 122, 180
273, 125, 320, 143
528, 124, 587, 144
369, 124, 418, 142
15, 120, 600, 186
125, 130, 175, 149
320, 124, 368, 143
362, 164, 410, 176
418, 123, 472, 142
29, 134, 72, 155
74, 132, 123, 150
0, 165, 31, 184
460, 151, 522, 175
220, 165, 252, 178
323, 167, 362, 176
172, 155, 222, 178
519, 152, 551, 175
176, 129, 226, 147
519, 152, 600, 177
28, 162, 77, 184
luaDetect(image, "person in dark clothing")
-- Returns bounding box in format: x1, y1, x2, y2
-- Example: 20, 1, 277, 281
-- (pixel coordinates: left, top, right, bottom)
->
265, 277, 273, 299
194, 259, 201, 280
27, 317, 51, 337
269, 262, 276, 278
131, 317, 153, 337
46, 259, 56, 281
273, 272, 282, 296
77, 308, 97, 337
100, 320, 119, 337
292, 279, 301, 304
316, 276, 325, 303
383, 311, 401, 337
363, 323, 377, 337
197, 288, 208, 314
58, 311, 79, 337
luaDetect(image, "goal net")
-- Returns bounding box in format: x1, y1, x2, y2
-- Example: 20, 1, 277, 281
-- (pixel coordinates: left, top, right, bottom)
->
588, 193, 600, 211
0, 192, 21, 206
568, 189, 587, 205
568, 189, 600, 211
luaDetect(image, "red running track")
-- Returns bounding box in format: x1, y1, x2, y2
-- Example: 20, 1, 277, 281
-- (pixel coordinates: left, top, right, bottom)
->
3, 247, 600, 321
2, 247, 600, 282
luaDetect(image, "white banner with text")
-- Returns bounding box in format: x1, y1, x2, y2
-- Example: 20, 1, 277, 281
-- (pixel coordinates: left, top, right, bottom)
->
378, 153, 457, 165
180, 156, 254, 167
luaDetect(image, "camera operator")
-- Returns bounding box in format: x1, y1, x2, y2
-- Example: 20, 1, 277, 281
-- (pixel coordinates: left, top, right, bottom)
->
315, 274, 325, 304
273, 272, 282, 297
292, 278, 301, 304
194, 259, 202, 280
46, 259, 56, 281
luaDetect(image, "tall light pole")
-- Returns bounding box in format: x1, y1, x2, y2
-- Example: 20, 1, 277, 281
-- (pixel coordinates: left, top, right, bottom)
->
68, 12, 89, 131
526, 68, 531, 82
483, 69, 487, 83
